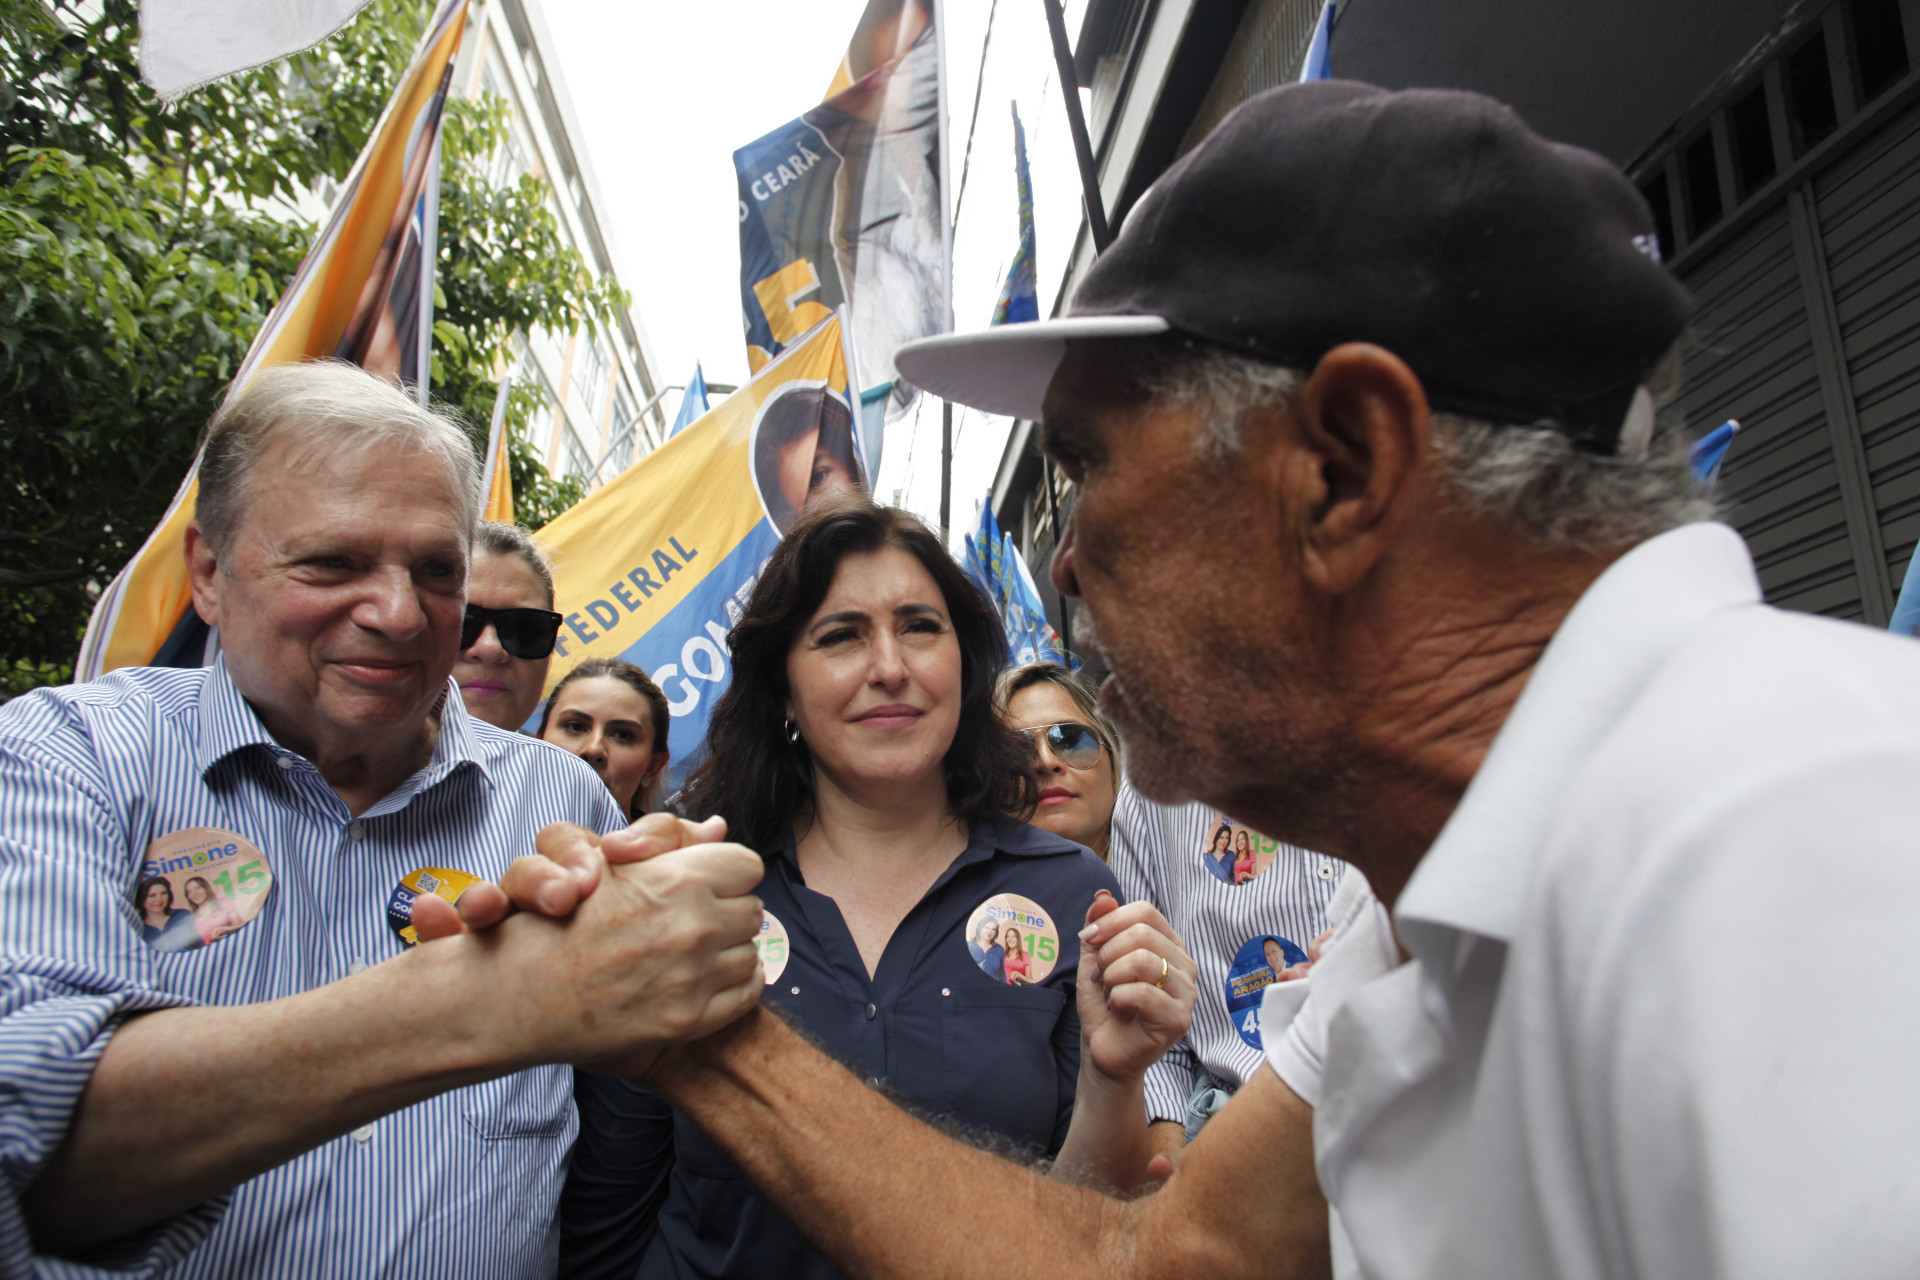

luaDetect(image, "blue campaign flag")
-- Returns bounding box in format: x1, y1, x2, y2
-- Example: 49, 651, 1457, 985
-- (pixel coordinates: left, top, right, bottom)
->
668, 364, 711, 438
1299, 0, 1335, 81
991, 104, 1039, 326
1891, 543, 1920, 637
1691, 419, 1740, 488
963, 532, 993, 602
1000, 531, 1069, 667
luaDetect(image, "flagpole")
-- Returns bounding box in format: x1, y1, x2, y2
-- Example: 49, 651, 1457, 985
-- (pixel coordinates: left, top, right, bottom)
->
937, 0, 957, 540
1041, 0, 1110, 253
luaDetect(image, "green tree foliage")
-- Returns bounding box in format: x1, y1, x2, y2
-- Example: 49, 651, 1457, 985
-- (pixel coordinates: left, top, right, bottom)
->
0, 0, 626, 694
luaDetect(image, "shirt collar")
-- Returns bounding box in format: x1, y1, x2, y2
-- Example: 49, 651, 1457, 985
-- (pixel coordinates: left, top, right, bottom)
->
194, 660, 491, 796
1394, 522, 1761, 962
774, 813, 1087, 872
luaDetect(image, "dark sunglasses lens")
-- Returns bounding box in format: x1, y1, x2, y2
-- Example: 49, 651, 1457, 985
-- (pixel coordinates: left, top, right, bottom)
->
463, 606, 560, 660
1046, 723, 1102, 769
494, 609, 561, 660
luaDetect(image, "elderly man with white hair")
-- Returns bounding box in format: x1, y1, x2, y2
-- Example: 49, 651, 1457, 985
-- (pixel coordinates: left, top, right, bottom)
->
0, 361, 767, 1276
479, 81, 1920, 1280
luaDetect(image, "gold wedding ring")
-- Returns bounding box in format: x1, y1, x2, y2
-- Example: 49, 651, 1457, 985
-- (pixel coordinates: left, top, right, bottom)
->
1154, 954, 1171, 989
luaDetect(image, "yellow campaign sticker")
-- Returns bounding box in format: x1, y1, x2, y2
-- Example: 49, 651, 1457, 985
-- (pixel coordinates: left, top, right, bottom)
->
137, 827, 273, 953
963, 893, 1060, 986
757, 910, 791, 985
385, 867, 482, 946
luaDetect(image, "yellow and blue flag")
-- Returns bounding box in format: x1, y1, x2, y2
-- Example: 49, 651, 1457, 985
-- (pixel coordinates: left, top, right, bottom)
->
534, 315, 857, 789
735, 0, 945, 434
77, 0, 469, 679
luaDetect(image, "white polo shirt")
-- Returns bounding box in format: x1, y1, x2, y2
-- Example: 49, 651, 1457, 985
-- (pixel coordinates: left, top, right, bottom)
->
1264, 522, 1920, 1280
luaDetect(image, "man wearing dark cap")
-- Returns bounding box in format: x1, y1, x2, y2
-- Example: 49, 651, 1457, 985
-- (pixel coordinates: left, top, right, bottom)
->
475, 80, 1920, 1278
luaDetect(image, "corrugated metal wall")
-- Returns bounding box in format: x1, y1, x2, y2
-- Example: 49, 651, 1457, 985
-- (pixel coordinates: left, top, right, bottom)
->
1645, 0, 1920, 624
1178, 0, 1326, 155
1817, 97, 1920, 599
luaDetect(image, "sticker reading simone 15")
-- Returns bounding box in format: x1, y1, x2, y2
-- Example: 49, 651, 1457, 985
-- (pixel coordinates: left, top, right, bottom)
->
135, 827, 274, 953
963, 893, 1060, 986
757, 910, 791, 985
1199, 816, 1284, 886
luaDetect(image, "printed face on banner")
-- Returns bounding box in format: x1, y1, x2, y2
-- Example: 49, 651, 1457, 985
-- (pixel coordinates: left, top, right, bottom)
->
136, 827, 274, 952
1199, 817, 1283, 886
735, 0, 942, 415
749, 381, 866, 534
532, 318, 850, 795
964, 893, 1060, 986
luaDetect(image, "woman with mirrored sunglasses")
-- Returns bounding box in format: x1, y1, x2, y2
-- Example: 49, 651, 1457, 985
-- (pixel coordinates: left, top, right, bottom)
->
453, 522, 564, 732
995, 662, 1122, 859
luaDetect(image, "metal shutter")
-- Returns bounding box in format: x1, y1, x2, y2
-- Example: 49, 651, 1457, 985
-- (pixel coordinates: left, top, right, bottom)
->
1813, 95, 1920, 601
1676, 207, 1871, 618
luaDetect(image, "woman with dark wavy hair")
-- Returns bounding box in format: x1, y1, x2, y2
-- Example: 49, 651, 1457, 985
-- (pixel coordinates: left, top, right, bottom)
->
561, 497, 1198, 1280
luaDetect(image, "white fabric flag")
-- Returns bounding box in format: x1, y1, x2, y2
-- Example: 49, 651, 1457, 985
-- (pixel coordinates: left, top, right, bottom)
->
140, 0, 375, 98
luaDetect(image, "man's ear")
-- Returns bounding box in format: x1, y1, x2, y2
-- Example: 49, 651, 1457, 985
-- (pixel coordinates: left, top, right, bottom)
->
185, 521, 223, 627
1288, 343, 1430, 594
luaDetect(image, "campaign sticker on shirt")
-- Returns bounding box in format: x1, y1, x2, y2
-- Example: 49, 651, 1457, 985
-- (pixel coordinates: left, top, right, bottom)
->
1199, 816, 1286, 886
757, 911, 791, 985
385, 867, 482, 946
963, 893, 1060, 986
135, 827, 273, 953
1224, 934, 1310, 1048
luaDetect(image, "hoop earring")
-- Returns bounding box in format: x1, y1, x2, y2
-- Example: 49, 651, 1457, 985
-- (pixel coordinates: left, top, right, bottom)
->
784, 717, 801, 745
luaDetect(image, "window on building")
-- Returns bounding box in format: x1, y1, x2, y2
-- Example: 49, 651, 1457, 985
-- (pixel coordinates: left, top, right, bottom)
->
1639, 170, 1676, 261
1681, 132, 1724, 237
1729, 83, 1777, 197
562, 428, 592, 482
1847, 0, 1910, 105
608, 385, 639, 472
572, 336, 609, 419
1786, 29, 1840, 154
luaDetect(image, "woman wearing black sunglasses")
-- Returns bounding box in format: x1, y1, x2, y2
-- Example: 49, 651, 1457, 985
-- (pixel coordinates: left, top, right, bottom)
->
996, 662, 1122, 860
454, 522, 564, 733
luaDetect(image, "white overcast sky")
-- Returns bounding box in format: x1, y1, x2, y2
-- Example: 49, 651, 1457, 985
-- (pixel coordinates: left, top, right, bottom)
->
537, 0, 1092, 538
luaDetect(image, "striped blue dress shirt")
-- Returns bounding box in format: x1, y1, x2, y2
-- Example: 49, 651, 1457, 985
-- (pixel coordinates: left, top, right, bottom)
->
0, 660, 623, 1278
1106, 782, 1347, 1123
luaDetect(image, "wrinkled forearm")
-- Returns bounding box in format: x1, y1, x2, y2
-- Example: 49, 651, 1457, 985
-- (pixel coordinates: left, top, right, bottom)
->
648, 1009, 1331, 1280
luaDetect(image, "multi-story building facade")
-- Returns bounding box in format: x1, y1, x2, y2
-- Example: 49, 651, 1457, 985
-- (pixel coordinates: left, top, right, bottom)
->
452, 0, 666, 491
997, 0, 1920, 637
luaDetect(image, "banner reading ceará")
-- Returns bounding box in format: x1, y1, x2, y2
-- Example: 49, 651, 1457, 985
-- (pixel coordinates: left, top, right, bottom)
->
534, 315, 856, 791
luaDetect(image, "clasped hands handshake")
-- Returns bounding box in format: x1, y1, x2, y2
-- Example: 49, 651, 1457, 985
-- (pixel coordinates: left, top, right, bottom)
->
409, 815, 1198, 1087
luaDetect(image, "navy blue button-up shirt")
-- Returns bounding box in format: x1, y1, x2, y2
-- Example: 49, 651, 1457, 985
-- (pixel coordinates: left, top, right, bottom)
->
561, 816, 1120, 1279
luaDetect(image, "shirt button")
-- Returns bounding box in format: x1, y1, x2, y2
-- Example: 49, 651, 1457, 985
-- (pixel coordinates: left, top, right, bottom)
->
348, 959, 367, 975
865, 1076, 880, 1088
790, 986, 801, 995
940, 988, 951, 997
275, 756, 295, 770
347, 821, 364, 842
351, 1124, 374, 1144
864, 1002, 877, 1020
1318, 862, 1338, 880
